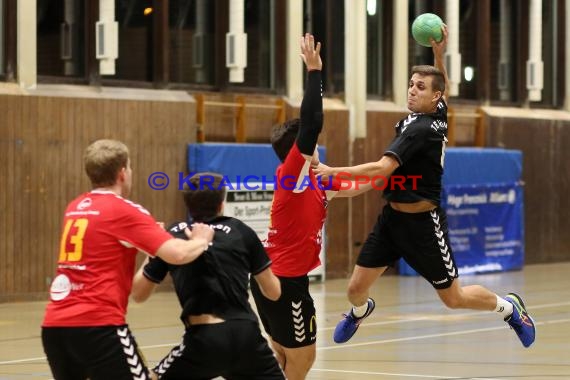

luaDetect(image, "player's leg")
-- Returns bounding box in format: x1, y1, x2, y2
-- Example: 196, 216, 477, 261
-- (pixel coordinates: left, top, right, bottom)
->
268, 336, 286, 369
225, 320, 285, 380
334, 207, 398, 343
251, 275, 317, 379
346, 265, 386, 308
279, 344, 316, 380
87, 326, 152, 380
436, 278, 498, 310
154, 325, 231, 380
42, 327, 86, 380
403, 207, 535, 347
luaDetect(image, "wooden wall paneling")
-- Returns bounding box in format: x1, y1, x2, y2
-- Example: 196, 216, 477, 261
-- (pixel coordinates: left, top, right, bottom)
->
350, 137, 367, 271
359, 110, 408, 275
140, 99, 161, 216
0, 96, 7, 294
71, 98, 91, 199
0, 96, 17, 296
0, 93, 199, 300
16, 96, 36, 295
34, 96, 52, 294
202, 93, 235, 142
101, 99, 120, 142
43, 96, 74, 294
556, 121, 570, 257
160, 100, 193, 222
486, 114, 570, 264
0, 97, 6, 294
319, 109, 350, 278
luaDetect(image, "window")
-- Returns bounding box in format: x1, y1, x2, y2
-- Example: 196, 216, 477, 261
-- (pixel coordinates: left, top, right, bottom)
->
29, 0, 284, 91
304, 0, 345, 95
113, 0, 153, 82
367, 0, 393, 98
0, 0, 4, 75
169, 0, 216, 85
236, 0, 274, 88
37, 0, 85, 78
537, 0, 564, 108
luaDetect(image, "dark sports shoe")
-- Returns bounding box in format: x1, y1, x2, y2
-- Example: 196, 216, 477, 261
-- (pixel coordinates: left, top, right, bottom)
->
505, 293, 536, 348
333, 298, 375, 343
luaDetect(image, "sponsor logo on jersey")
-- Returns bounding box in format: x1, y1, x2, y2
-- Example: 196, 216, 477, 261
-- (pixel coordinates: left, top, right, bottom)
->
50, 274, 71, 301
77, 198, 92, 210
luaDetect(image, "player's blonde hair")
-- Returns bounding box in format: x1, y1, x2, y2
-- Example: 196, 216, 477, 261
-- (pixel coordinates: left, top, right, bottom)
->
84, 139, 129, 187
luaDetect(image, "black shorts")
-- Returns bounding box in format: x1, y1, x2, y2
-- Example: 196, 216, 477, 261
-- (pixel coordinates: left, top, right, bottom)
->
42, 325, 150, 380
153, 320, 284, 380
250, 275, 316, 348
357, 205, 459, 289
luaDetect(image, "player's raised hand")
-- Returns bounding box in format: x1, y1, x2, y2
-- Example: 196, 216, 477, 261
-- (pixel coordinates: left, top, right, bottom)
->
300, 33, 322, 71
430, 24, 448, 57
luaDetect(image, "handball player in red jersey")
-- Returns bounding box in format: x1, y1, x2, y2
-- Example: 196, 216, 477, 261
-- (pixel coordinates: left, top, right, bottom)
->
42, 139, 214, 380
250, 34, 374, 380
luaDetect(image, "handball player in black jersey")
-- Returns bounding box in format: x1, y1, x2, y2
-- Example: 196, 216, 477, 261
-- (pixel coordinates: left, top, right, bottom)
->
131, 172, 284, 379
315, 25, 535, 349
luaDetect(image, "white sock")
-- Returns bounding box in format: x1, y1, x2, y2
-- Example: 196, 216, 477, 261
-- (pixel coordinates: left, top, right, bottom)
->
352, 302, 369, 318
495, 295, 514, 319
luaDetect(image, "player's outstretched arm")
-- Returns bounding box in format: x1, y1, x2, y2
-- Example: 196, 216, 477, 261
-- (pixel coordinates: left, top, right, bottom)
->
297, 33, 324, 161
314, 155, 400, 183
155, 223, 213, 265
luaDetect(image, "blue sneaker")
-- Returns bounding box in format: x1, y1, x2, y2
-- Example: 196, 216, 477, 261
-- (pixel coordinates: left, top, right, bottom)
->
505, 293, 536, 348
333, 298, 375, 343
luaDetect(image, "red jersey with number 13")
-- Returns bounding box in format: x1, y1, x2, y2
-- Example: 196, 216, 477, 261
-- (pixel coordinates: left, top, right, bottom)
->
42, 190, 172, 327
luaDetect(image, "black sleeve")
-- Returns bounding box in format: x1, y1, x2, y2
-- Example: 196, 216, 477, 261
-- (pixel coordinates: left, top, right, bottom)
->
296, 70, 323, 156
142, 220, 189, 283
234, 221, 272, 275
143, 256, 169, 283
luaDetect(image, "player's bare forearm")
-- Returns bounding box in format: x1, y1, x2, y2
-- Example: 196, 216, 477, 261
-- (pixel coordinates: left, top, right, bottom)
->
335, 182, 374, 198
131, 257, 156, 303
315, 156, 399, 180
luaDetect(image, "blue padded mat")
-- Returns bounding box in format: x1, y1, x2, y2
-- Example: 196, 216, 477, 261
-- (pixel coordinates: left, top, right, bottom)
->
188, 143, 326, 181
442, 148, 522, 185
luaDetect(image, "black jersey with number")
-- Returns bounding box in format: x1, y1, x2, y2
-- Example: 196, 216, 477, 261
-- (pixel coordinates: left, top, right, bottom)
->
383, 99, 448, 204
143, 216, 272, 323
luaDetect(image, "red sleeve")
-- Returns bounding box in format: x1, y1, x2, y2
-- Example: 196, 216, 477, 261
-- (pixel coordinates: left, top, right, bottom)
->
318, 175, 342, 191
111, 201, 173, 256
330, 177, 342, 191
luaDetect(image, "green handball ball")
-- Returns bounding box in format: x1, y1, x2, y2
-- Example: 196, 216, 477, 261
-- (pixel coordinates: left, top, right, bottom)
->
411, 13, 443, 47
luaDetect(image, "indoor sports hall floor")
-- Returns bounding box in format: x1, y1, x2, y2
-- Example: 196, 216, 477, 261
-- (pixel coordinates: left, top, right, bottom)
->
1, 262, 569, 380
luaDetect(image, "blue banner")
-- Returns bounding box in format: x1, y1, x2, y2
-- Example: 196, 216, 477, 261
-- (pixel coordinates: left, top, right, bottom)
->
400, 182, 524, 276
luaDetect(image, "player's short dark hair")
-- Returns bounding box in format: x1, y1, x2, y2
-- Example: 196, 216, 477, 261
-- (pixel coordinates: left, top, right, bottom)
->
182, 172, 226, 222
270, 118, 300, 162
411, 65, 446, 95
84, 139, 129, 187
